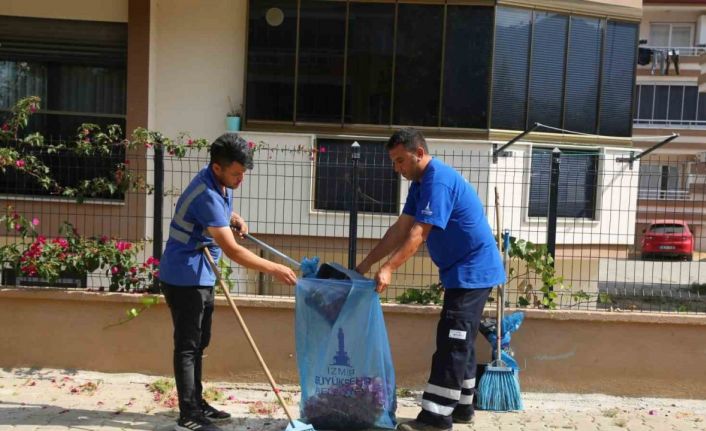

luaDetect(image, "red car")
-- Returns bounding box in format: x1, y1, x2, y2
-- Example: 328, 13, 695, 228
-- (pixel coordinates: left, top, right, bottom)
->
641, 219, 694, 261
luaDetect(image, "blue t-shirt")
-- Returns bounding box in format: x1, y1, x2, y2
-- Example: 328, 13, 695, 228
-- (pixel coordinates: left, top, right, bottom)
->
402, 158, 505, 289
159, 166, 234, 286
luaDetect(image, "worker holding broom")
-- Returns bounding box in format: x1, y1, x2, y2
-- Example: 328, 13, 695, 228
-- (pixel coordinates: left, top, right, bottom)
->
159, 133, 298, 431
356, 128, 505, 431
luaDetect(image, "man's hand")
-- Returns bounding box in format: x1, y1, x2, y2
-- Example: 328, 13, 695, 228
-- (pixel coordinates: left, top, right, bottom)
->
374, 264, 393, 293
270, 263, 297, 286
230, 213, 248, 238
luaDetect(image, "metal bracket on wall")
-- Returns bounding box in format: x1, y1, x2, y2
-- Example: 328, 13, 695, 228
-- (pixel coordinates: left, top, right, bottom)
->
616, 133, 680, 170
492, 122, 540, 164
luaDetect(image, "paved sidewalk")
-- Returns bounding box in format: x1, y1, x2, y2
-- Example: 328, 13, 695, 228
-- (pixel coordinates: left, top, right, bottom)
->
1, 368, 705, 430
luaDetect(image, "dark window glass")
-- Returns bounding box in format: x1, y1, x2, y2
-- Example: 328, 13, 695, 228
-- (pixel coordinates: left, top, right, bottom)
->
528, 12, 568, 129
297, 0, 346, 122
345, 2, 394, 125
599, 21, 637, 137
0, 16, 126, 199
667, 86, 684, 121
683, 86, 697, 122
653, 85, 668, 121
393, 4, 443, 126
564, 16, 601, 133
315, 139, 399, 214
529, 149, 598, 219
441, 6, 493, 128
637, 85, 654, 121
699, 90, 706, 122
246, 0, 297, 121
491, 7, 531, 130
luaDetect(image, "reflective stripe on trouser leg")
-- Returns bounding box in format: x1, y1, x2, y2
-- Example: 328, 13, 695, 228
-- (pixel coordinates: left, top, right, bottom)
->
417, 287, 491, 429
458, 378, 476, 405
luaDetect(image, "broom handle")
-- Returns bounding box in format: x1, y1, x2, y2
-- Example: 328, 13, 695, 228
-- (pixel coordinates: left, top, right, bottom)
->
494, 187, 503, 363
202, 247, 297, 426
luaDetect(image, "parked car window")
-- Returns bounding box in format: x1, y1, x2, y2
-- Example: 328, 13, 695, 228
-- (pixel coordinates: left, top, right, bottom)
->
649, 224, 686, 234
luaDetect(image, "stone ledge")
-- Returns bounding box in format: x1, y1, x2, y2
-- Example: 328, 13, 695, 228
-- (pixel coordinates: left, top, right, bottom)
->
2, 288, 705, 325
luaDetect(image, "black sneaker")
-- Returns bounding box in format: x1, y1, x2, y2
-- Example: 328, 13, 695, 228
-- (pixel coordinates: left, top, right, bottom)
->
175, 415, 222, 431
201, 400, 231, 422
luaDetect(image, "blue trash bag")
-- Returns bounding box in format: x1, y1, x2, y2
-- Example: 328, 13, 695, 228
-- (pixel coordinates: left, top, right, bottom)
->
295, 262, 397, 430
480, 312, 524, 371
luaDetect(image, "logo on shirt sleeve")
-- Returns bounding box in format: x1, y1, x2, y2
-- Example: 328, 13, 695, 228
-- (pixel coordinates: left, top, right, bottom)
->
421, 202, 433, 216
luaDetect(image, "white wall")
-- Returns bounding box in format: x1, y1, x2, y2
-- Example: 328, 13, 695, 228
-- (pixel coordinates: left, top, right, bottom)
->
149, 0, 247, 138
0, 0, 127, 22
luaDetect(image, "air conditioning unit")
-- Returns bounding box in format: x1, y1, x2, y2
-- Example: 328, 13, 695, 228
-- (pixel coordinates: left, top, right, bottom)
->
697, 152, 706, 163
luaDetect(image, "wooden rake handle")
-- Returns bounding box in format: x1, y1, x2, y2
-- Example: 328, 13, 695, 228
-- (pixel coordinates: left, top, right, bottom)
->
202, 247, 297, 425
494, 187, 503, 363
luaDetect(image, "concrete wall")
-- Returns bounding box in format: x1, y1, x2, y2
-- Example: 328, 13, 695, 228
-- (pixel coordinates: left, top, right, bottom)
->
1, 289, 705, 399
149, 0, 247, 141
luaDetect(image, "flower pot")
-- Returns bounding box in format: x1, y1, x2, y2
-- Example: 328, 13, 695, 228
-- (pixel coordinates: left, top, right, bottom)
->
226, 116, 241, 132
1, 268, 88, 288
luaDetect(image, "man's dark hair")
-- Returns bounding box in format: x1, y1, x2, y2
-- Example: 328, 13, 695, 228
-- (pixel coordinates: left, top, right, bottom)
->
386, 127, 428, 152
210, 133, 254, 169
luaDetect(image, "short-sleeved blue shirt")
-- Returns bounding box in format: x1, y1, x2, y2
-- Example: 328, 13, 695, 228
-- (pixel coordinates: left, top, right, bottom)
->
402, 158, 505, 289
159, 166, 233, 286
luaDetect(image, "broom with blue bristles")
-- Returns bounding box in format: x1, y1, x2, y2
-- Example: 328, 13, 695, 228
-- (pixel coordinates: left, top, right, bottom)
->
477, 188, 523, 411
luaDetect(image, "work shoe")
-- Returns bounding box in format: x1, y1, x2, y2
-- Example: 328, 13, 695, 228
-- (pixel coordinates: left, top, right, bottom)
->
175, 415, 222, 431
397, 420, 452, 431
451, 411, 474, 424
201, 400, 231, 422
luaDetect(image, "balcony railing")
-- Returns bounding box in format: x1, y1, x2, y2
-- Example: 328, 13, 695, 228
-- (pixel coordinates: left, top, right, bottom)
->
634, 118, 706, 129
641, 46, 706, 57
637, 188, 692, 201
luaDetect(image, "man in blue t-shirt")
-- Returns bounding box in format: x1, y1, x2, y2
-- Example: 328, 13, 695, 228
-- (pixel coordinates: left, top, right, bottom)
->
356, 128, 505, 431
159, 134, 297, 431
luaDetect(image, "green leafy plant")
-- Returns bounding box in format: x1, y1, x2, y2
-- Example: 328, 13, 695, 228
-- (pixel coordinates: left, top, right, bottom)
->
0, 206, 159, 293
396, 282, 443, 305
507, 237, 565, 309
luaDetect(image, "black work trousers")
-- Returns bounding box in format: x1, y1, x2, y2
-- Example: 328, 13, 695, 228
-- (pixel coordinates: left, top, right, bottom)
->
417, 287, 492, 428
162, 283, 215, 418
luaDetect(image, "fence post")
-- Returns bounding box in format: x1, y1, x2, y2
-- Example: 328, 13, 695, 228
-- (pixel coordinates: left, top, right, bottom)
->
152, 144, 164, 292
348, 141, 360, 270
546, 147, 561, 266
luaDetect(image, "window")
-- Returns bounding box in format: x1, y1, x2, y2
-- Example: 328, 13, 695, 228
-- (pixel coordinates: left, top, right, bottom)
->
528, 148, 599, 219
246, 0, 493, 128
314, 139, 399, 214
638, 164, 684, 200
0, 15, 127, 198
296, 0, 346, 122
345, 2, 394, 125
527, 11, 568, 129
564, 16, 602, 133
490, 7, 637, 137
246, 0, 297, 121
598, 21, 637, 137
635, 84, 703, 126
392, 4, 443, 127
649, 23, 694, 47
441, 6, 493, 128
491, 7, 532, 131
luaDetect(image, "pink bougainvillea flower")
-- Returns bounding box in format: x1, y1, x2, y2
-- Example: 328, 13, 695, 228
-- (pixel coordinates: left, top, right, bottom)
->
31, 217, 39, 226
15, 160, 25, 168
1, 123, 9, 131
100, 235, 109, 243
187, 139, 193, 146
248, 141, 255, 149
29, 104, 37, 113
129, 267, 137, 275
52, 237, 69, 249
115, 241, 132, 253
111, 266, 120, 275
319, 147, 327, 153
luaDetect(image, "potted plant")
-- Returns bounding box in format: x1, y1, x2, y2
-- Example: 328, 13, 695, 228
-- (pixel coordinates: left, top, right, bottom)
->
226, 97, 242, 132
